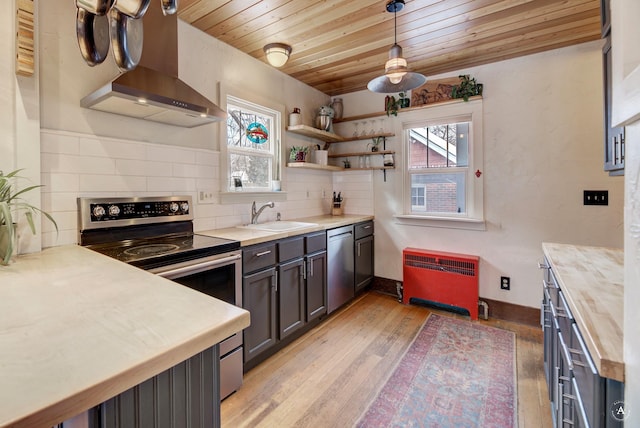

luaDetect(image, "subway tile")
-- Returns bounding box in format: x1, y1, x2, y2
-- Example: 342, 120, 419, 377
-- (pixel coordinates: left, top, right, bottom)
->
41, 132, 80, 154
79, 174, 148, 193
79, 137, 147, 159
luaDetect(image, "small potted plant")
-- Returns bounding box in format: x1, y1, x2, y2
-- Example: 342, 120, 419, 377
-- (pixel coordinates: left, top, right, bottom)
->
451, 74, 483, 101
342, 159, 351, 169
385, 92, 410, 116
369, 137, 382, 152
1, 169, 58, 264
289, 146, 310, 162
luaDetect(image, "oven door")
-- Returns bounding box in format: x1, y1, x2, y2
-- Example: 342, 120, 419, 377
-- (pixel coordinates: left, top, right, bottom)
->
149, 250, 243, 355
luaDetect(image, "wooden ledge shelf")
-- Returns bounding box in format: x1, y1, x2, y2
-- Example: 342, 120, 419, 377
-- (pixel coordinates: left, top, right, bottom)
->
286, 125, 345, 142
328, 150, 395, 158
287, 162, 343, 171
333, 96, 483, 123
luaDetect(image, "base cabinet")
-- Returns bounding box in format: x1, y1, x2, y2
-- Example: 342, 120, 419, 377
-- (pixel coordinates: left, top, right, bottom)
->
70, 346, 221, 428
243, 232, 327, 369
243, 266, 277, 361
541, 258, 624, 427
306, 251, 327, 321
355, 221, 374, 292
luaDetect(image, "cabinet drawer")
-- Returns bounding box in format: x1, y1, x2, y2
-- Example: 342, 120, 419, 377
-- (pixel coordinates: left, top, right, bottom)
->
556, 290, 574, 336
305, 231, 326, 253
243, 243, 277, 274
279, 236, 304, 262
354, 221, 374, 240
570, 323, 602, 428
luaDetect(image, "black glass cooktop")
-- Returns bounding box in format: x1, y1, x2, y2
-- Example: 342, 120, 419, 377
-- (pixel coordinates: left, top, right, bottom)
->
86, 233, 240, 270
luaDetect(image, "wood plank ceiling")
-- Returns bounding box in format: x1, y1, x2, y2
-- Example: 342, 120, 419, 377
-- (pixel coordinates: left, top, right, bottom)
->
178, 0, 602, 96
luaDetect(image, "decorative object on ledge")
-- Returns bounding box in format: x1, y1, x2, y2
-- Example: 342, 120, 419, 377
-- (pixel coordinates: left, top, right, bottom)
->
289, 146, 309, 162
1, 169, 58, 265
410, 76, 460, 106
385, 92, 409, 116
367, 0, 427, 93
451, 74, 483, 101
264, 43, 292, 67
15, 0, 34, 76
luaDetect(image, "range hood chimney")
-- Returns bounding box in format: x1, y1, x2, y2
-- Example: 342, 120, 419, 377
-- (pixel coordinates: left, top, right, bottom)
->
80, 5, 226, 128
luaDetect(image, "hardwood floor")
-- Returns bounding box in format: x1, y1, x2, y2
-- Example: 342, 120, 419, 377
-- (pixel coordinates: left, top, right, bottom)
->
221, 291, 552, 427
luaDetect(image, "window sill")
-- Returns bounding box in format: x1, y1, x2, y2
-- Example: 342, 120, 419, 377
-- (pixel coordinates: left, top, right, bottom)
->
393, 214, 486, 231
220, 191, 287, 204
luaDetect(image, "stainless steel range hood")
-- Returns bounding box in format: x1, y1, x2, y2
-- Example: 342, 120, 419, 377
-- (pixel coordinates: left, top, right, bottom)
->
80, 5, 226, 128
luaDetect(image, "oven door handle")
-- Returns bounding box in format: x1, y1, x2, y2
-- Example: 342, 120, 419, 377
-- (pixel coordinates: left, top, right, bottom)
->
153, 253, 241, 279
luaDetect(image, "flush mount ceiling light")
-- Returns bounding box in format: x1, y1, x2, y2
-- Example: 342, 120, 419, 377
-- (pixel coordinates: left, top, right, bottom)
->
367, 0, 427, 93
264, 43, 292, 68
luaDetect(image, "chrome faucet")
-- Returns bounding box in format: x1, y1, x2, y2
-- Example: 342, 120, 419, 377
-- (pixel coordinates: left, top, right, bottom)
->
251, 201, 274, 224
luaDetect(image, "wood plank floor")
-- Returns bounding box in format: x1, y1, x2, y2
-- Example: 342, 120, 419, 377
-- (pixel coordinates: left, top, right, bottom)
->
221, 291, 552, 427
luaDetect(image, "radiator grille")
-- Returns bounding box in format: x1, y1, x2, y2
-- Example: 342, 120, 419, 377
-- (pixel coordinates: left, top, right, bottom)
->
404, 254, 476, 277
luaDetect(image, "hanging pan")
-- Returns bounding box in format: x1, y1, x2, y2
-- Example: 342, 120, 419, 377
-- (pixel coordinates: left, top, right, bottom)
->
160, 0, 178, 15
112, 0, 151, 18
76, 7, 110, 66
109, 7, 144, 71
76, 0, 114, 15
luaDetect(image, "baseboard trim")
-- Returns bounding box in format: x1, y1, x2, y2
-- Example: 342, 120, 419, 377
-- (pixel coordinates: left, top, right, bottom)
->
371, 277, 540, 327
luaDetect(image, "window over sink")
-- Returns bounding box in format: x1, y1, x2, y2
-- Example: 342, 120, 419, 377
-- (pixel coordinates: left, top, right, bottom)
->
224, 95, 282, 192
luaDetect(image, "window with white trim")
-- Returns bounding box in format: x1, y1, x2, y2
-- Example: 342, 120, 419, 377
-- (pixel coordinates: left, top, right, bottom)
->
225, 95, 281, 191
401, 99, 484, 225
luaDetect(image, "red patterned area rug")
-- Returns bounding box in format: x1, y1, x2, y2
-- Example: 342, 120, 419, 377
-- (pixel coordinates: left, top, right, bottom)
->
357, 314, 517, 427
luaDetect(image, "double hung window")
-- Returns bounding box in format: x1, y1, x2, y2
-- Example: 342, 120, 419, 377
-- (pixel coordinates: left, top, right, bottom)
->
401, 99, 484, 227
225, 96, 281, 191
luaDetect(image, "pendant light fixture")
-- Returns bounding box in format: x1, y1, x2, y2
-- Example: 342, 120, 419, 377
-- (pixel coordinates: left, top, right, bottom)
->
367, 0, 427, 93
264, 43, 292, 68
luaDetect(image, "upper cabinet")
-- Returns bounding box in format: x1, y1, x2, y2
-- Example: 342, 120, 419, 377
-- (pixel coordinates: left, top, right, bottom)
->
611, 0, 640, 127
602, 0, 624, 175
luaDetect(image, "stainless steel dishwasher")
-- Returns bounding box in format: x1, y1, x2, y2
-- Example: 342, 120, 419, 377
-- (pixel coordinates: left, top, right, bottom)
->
327, 225, 355, 313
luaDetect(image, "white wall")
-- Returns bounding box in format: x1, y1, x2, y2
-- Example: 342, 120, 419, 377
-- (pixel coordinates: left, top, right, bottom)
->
337, 41, 624, 308
38, 0, 328, 151
34, 0, 339, 249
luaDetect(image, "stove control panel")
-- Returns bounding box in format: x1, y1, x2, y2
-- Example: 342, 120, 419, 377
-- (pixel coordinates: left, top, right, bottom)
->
89, 200, 190, 222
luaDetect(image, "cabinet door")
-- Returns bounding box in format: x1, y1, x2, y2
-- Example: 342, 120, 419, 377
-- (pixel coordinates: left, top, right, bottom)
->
243, 268, 277, 362
306, 252, 327, 322
278, 259, 306, 340
603, 36, 625, 175
355, 235, 374, 292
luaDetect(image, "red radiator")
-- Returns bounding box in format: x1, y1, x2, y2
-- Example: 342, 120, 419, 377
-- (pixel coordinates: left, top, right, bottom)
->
402, 248, 480, 320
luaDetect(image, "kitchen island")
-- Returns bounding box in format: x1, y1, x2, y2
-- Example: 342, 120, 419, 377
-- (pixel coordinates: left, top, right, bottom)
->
0, 245, 250, 428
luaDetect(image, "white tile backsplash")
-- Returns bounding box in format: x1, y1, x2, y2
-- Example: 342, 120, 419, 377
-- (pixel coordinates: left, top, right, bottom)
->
40, 129, 361, 248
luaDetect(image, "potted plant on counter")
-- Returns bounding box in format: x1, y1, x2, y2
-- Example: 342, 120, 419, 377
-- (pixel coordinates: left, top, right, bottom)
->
1, 169, 57, 265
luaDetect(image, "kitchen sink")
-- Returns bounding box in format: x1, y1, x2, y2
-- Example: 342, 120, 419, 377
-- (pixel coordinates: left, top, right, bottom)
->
240, 221, 318, 232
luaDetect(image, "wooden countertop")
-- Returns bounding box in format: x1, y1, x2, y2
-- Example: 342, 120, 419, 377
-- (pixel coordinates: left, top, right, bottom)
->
542, 242, 624, 382
199, 214, 374, 246
0, 246, 250, 428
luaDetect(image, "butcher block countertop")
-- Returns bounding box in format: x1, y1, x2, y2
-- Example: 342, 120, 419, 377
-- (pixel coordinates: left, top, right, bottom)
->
200, 214, 374, 246
542, 242, 624, 382
0, 245, 250, 428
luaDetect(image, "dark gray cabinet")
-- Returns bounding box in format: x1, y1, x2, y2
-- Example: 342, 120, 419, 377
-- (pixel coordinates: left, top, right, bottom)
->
354, 221, 374, 293
243, 232, 327, 369
243, 266, 277, 362
603, 36, 624, 175
88, 346, 221, 428
305, 232, 327, 321
541, 259, 624, 427
278, 257, 306, 339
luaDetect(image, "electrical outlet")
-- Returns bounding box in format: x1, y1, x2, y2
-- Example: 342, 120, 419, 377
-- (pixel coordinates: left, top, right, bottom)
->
583, 190, 608, 206
500, 276, 510, 291
198, 190, 215, 204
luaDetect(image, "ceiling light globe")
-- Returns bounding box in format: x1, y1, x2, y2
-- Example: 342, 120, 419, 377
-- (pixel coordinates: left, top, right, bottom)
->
263, 43, 292, 68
